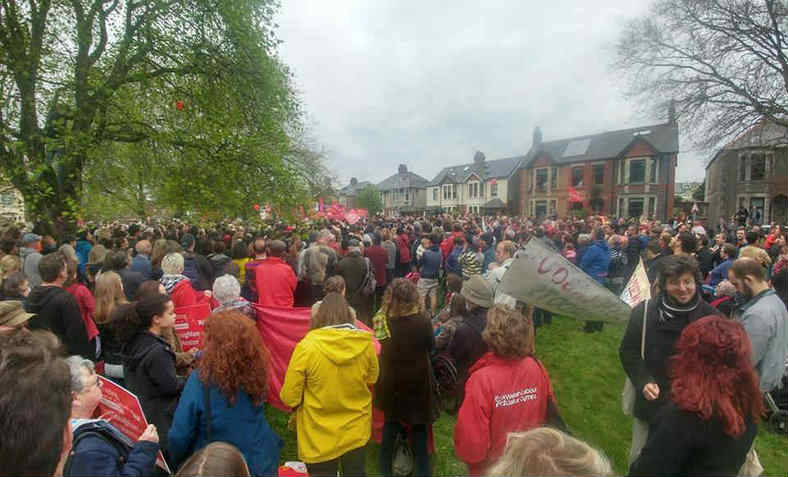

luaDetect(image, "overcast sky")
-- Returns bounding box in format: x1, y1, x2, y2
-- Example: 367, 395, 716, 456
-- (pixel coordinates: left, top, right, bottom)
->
275, 1, 707, 188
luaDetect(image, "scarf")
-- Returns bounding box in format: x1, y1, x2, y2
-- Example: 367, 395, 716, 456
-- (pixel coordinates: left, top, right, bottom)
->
372, 303, 422, 341
160, 274, 189, 294
657, 291, 701, 323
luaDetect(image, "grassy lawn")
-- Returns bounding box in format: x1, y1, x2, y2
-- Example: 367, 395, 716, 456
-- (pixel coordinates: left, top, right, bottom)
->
267, 316, 788, 476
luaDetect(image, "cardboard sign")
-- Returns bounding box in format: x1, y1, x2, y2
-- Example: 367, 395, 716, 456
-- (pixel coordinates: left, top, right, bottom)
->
96, 376, 170, 474
500, 238, 631, 323
173, 303, 212, 352
620, 258, 652, 308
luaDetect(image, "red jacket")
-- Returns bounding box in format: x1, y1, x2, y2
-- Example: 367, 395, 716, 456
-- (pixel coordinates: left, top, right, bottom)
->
454, 353, 555, 475
364, 245, 388, 287
440, 231, 465, 260
170, 279, 211, 309
254, 257, 297, 308
65, 283, 99, 341
396, 234, 411, 264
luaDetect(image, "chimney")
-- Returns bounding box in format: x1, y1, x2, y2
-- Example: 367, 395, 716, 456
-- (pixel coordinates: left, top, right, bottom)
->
533, 126, 543, 148
398, 164, 408, 174
668, 100, 677, 125
473, 151, 486, 164
350, 177, 358, 186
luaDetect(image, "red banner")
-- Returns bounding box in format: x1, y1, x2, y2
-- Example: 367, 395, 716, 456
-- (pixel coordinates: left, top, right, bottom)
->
173, 303, 212, 352
96, 376, 170, 473
568, 186, 584, 203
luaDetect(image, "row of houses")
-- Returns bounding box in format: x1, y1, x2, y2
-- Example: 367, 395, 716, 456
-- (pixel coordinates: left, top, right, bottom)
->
339, 114, 682, 221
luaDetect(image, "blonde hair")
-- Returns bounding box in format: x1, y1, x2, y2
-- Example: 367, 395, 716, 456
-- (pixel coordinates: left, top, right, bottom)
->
94, 271, 127, 325
0, 254, 21, 280
176, 441, 250, 476
482, 305, 535, 359
88, 244, 107, 265
161, 252, 185, 275
487, 427, 612, 477
310, 292, 354, 330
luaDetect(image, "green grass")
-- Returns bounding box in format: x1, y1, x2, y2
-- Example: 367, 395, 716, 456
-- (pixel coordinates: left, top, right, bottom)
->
267, 317, 788, 476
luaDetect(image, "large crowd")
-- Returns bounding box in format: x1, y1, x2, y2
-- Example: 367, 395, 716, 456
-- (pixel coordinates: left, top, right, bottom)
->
0, 212, 786, 477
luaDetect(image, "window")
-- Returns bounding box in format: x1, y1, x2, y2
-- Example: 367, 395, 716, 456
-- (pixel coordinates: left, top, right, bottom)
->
739, 156, 747, 181
628, 197, 644, 218
535, 200, 547, 217
549, 200, 557, 215
571, 166, 583, 187
649, 157, 658, 183
535, 168, 548, 192
629, 159, 646, 183
404, 189, 409, 202
442, 185, 452, 200
469, 182, 478, 198
618, 197, 625, 216
648, 197, 656, 217
490, 182, 498, 197
452, 184, 458, 199
592, 164, 604, 185
751, 153, 765, 180
591, 197, 604, 213
432, 188, 438, 201
550, 167, 558, 189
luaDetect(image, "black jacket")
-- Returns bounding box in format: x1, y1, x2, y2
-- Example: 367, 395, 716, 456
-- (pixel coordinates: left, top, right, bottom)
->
123, 331, 184, 451
26, 285, 93, 358
117, 269, 145, 301
619, 295, 720, 423
629, 402, 757, 476
695, 247, 714, 278
183, 253, 213, 291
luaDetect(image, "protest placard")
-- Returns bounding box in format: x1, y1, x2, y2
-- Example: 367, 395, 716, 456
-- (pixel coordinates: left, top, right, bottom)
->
500, 238, 631, 323
620, 258, 651, 308
96, 376, 170, 474
173, 303, 212, 352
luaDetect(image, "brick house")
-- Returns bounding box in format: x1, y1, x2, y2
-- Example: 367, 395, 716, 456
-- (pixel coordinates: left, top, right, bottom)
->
517, 120, 679, 221
705, 120, 788, 228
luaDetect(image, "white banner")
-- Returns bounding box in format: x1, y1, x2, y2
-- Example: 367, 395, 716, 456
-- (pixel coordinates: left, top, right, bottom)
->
500, 238, 631, 323
620, 258, 651, 308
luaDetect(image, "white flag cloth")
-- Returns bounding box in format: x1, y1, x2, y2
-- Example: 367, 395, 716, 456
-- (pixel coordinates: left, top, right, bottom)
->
620, 258, 652, 308
500, 238, 631, 323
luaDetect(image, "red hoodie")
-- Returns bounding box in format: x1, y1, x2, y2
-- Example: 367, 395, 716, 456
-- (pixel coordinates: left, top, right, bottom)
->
170, 279, 212, 309
254, 256, 297, 308
454, 353, 555, 475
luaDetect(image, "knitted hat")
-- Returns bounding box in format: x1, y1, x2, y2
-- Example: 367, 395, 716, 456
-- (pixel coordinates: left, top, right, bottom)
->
461, 275, 493, 309
0, 301, 35, 327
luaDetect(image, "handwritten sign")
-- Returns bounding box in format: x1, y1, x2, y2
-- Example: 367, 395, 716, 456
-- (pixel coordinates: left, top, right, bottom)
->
96, 376, 170, 474
173, 303, 212, 352
500, 238, 631, 323
620, 258, 651, 308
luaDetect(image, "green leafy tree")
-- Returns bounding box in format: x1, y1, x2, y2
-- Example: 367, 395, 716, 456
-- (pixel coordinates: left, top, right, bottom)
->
692, 182, 706, 202
355, 185, 383, 216
0, 0, 325, 234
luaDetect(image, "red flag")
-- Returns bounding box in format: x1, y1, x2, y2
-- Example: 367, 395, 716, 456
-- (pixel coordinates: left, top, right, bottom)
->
175, 100, 184, 111
253, 204, 260, 211
568, 186, 583, 203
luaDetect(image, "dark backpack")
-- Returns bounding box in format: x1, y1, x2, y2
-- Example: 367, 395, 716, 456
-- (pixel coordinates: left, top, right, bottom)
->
63, 424, 130, 476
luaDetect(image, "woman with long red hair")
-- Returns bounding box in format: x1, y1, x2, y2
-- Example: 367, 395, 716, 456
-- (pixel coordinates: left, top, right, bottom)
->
168, 311, 281, 476
629, 315, 762, 476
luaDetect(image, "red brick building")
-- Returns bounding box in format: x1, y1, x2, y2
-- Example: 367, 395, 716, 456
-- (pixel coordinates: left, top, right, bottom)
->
517, 121, 679, 221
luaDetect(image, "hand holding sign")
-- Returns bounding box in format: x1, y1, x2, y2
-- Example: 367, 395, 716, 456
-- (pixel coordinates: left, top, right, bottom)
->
139, 424, 159, 443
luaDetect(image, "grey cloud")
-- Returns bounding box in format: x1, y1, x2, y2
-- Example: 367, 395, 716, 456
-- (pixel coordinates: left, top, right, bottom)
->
277, 1, 707, 186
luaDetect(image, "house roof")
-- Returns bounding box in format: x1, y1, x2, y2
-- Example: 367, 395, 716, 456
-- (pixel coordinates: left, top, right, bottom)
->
705, 119, 788, 170
429, 156, 522, 186
376, 171, 430, 191
338, 180, 372, 196
522, 122, 679, 168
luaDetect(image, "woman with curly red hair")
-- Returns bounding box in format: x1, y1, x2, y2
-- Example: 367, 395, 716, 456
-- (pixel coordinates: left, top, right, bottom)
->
629, 315, 763, 476
168, 311, 282, 476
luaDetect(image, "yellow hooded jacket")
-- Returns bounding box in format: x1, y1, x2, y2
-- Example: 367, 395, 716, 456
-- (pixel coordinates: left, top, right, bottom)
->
280, 324, 379, 463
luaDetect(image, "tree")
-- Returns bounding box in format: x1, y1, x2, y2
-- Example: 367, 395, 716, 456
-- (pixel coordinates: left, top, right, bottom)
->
0, 0, 322, 234
692, 181, 706, 202
614, 0, 788, 150
355, 185, 382, 216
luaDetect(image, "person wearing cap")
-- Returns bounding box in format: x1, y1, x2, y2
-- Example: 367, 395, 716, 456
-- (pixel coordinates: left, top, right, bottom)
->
21, 232, 44, 288
0, 300, 35, 332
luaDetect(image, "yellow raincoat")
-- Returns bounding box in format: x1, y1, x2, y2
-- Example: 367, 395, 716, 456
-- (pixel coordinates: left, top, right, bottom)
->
280, 325, 379, 463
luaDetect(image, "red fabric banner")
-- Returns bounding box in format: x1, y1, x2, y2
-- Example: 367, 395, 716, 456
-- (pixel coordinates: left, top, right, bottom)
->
174, 303, 212, 352
568, 186, 583, 203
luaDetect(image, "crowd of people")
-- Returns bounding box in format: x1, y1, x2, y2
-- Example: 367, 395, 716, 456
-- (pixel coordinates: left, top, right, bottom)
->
0, 211, 785, 477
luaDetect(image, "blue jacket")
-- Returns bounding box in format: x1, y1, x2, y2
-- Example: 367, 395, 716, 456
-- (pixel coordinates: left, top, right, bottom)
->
418, 246, 442, 279
130, 254, 152, 280
66, 419, 158, 477
580, 240, 611, 284
709, 258, 733, 288
168, 371, 282, 476
75, 239, 93, 277
445, 245, 464, 276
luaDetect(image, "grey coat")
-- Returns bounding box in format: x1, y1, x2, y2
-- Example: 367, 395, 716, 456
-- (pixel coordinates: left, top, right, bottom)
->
735, 289, 788, 392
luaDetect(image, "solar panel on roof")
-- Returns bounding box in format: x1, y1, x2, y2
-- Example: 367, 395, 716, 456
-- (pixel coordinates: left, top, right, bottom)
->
562, 138, 591, 157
